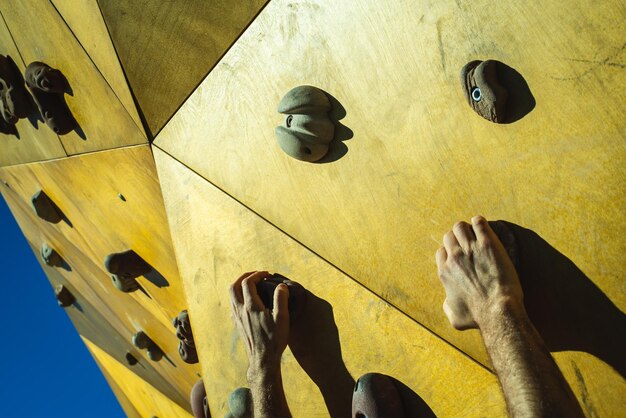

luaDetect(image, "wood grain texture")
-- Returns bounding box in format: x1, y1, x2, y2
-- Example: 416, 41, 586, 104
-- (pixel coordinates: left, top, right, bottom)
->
85, 337, 193, 418
0, 181, 199, 411
0, 145, 188, 327
154, 147, 507, 418
154, 0, 626, 405
0, 14, 65, 167
50, 0, 144, 132
1, 0, 145, 154
97, 0, 268, 135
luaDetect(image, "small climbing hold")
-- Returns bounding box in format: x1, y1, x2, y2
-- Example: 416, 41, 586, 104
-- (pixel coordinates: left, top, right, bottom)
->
132, 331, 163, 362
104, 250, 152, 293
352, 373, 405, 418
41, 243, 64, 268
55, 284, 75, 307
125, 352, 138, 366
228, 387, 253, 418
460, 60, 508, 123
31, 190, 63, 223
256, 273, 306, 319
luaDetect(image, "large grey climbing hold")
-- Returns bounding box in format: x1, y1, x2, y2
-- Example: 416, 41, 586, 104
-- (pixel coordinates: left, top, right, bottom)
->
41, 243, 63, 268
352, 373, 405, 418
190, 379, 210, 418
173, 310, 198, 364
25, 62, 75, 135
31, 190, 63, 223
55, 284, 75, 307
0, 55, 33, 124
460, 60, 508, 123
275, 85, 335, 162
104, 250, 152, 293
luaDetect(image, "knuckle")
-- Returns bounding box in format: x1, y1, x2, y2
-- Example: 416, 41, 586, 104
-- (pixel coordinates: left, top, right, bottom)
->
472, 216, 487, 227
453, 221, 466, 230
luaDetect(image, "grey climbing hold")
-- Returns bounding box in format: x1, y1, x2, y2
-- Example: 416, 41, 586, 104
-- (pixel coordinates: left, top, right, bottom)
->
125, 352, 138, 366
132, 331, 163, 362
41, 243, 63, 268
0, 55, 33, 124
256, 273, 306, 319
25, 62, 75, 135
275, 85, 335, 162
173, 310, 198, 364
460, 60, 508, 123
55, 284, 75, 307
31, 190, 63, 223
104, 250, 152, 293
352, 373, 405, 418
228, 387, 252, 418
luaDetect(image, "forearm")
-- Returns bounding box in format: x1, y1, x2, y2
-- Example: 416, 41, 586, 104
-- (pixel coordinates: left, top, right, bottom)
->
249, 367, 292, 418
480, 300, 584, 418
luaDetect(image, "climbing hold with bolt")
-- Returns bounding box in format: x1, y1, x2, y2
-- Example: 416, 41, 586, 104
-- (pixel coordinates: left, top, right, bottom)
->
104, 250, 152, 293
275, 85, 335, 162
460, 60, 508, 123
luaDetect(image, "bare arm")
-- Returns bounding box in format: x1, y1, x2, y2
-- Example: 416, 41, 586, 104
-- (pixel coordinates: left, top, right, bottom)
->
230, 271, 292, 418
435, 216, 584, 417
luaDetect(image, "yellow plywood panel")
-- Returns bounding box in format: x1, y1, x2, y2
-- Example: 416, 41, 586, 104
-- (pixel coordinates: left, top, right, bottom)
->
154, 0, 626, 373
85, 337, 193, 418
154, 147, 507, 417
1, 0, 145, 154
0, 145, 187, 327
0, 13, 65, 166
1, 186, 199, 410
97, 0, 268, 135
50, 0, 144, 132
96, 363, 142, 418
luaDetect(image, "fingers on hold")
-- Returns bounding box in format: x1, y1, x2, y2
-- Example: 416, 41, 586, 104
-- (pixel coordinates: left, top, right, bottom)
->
229, 277, 246, 305
453, 221, 475, 252
435, 246, 447, 270
273, 283, 290, 323
471, 215, 496, 243
242, 277, 264, 310
443, 230, 463, 257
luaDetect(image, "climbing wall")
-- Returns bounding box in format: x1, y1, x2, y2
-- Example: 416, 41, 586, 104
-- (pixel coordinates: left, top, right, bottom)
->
1, 0, 624, 417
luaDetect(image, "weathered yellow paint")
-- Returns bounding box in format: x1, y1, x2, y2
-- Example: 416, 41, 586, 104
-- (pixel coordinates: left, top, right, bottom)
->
85, 337, 193, 418
1, 0, 145, 154
50, 0, 144, 132
154, 1, 625, 408
96, 0, 269, 135
0, 145, 187, 327
154, 147, 507, 417
1, 182, 199, 410
0, 14, 65, 167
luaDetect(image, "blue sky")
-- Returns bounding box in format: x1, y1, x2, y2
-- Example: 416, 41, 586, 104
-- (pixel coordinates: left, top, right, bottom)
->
0, 196, 124, 417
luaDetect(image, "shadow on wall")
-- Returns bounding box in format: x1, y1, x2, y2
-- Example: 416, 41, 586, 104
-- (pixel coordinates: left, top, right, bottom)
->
316, 90, 354, 164
289, 290, 437, 417
502, 221, 626, 379
495, 62, 536, 124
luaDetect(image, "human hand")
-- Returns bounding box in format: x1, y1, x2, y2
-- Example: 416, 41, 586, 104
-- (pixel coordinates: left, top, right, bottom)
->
435, 216, 524, 330
229, 271, 290, 382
